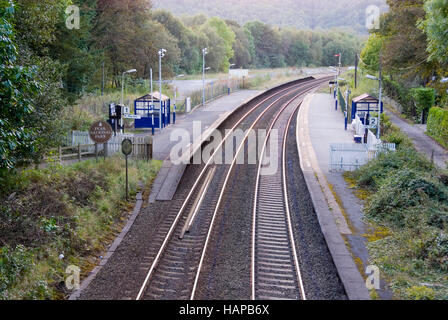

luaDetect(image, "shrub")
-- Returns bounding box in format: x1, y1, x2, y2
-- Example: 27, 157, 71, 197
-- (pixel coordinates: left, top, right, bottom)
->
410, 87, 435, 123
351, 146, 433, 189
406, 286, 436, 300
427, 107, 448, 149
365, 168, 448, 227
0, 245, 34, 299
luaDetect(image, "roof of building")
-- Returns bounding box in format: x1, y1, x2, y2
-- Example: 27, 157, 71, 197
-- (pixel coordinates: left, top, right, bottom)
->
352, 93, 378, 103
135, 92, 170, 102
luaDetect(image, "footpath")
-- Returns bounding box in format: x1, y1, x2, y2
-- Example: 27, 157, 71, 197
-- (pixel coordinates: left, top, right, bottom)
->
297, 92, 392, 300
387, 109, 448, 169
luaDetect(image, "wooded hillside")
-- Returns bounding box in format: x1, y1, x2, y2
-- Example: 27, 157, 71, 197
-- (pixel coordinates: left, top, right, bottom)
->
153, 0, 388, 33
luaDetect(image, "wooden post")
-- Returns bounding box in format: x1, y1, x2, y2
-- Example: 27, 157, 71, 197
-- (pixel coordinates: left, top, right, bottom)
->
145, 136, 153, 161
103, 143, 107, 160
78, 144, 81, 162
95, 143, 98, 162
125, 155, 129, 201
59, 146, 62, 164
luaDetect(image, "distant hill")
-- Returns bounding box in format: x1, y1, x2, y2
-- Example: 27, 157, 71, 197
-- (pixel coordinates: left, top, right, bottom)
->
153, 0, 388, 33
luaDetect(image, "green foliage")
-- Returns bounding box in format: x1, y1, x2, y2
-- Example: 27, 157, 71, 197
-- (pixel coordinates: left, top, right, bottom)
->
427, 107, 448, 148
205, 17, 235, 71
0, 1, 40, 169
0, 245, 33, 299
360, 34, 383, 72
419, 0, 448, 66
365, 168, 448, 227
382, 77, 417, 118
410, 87, 435, 114
351, 146, 433, 190
349, 135, 448, 299
0, 157, 162, 299
153, 0, 388, 33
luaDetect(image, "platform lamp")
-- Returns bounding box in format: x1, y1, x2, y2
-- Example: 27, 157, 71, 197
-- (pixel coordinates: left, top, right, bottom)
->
202, 48, 208, 106
228, 63, 236, 95
121, 69, 137, 105
158, 48, 167, 129
173, 74, 184, 124
366, 74, 383, 140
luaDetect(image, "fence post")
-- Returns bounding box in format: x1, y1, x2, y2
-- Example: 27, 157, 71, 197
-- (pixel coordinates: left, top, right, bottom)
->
59, 146, 62, 164
103, 143, 108, 160
78, 144, 81, 162
145, 136, 153, 161
95, 143, 98, 162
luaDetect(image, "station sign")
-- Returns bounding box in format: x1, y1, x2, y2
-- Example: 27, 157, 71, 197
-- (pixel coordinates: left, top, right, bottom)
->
123, 114, 141, 119
89, 121, 113, 144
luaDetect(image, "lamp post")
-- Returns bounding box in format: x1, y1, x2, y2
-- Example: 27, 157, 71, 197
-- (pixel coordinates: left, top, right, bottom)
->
202, 48, 208, 106
158, 49, 166, 130
121, 69, 137, 105
366, 74, 383, 140
228, 63, 236, 95
173, 74, 184, 124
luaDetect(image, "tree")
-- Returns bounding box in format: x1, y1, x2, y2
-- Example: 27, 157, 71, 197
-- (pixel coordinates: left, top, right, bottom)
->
204, 17, 235, 71
226, 20, 252, 68
93, 0, 154, 86
0, 0, 39, 169
244, 21, 282, 68
410, 87, 435, 123
360, 34, 383, 72
419, 0, 448, 67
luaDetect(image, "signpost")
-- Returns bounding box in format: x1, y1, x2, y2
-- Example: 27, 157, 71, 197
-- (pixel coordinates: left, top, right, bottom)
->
122, 139, 133, 201
89, 121, 113, 161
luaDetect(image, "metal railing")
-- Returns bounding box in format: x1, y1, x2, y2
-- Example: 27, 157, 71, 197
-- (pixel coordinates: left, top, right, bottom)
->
329, 142, 396, 172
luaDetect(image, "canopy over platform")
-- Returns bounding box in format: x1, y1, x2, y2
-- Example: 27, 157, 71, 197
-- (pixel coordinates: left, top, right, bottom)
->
135, 92, 170, 102
351, 93, 383, 122
135, 91, 170, 101
352, 93, 378, 104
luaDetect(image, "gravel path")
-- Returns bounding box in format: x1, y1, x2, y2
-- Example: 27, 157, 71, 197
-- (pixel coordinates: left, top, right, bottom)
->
387, 111, 448, 168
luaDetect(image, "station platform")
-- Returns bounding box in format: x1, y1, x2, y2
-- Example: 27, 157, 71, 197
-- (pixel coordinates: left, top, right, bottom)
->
298, 92, 392, 300
147, 90, 262, 161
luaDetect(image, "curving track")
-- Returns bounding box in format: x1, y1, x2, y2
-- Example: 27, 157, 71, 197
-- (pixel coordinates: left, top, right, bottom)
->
134, 77, 332, 300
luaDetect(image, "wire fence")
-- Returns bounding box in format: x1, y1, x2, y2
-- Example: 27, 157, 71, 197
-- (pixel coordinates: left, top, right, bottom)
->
175, 78, 244, 113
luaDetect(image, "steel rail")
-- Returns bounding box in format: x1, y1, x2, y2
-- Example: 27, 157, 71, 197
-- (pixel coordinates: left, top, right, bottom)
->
250, 92, 312, 300
135, 80, 316, 300
190, 81, 324, 300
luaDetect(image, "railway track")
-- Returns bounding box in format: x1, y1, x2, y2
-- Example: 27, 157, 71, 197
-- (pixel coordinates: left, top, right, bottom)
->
135, 77, 330, 300
252, 96, 306, 300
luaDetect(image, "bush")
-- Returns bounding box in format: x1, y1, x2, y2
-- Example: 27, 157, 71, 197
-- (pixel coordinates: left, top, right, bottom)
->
410, 87, 435, 123
0, 157, 162, 299
382, 77, 416, 118
406, 286, 436, 300
0, 245, 33, 299
427, 107, 448, 149
351, 146, 433, 189
365, 168, 448, 227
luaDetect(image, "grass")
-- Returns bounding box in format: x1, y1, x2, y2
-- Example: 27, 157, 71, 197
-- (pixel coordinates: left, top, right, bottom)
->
0, 157, 162, 299
345, 121, 448, 300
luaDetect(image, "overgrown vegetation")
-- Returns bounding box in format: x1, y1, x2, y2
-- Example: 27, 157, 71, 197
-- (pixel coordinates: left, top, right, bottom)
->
427, 107, 448, 149
0, 157, 161, 299
347, 127, 448, 299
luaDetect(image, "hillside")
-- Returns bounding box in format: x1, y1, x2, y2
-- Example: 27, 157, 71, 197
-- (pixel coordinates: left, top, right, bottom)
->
153, 0, 388, 33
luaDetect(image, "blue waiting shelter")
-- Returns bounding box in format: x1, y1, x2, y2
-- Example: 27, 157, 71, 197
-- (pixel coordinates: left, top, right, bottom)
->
351, 93, 383, 125
134, 92, 171, 129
